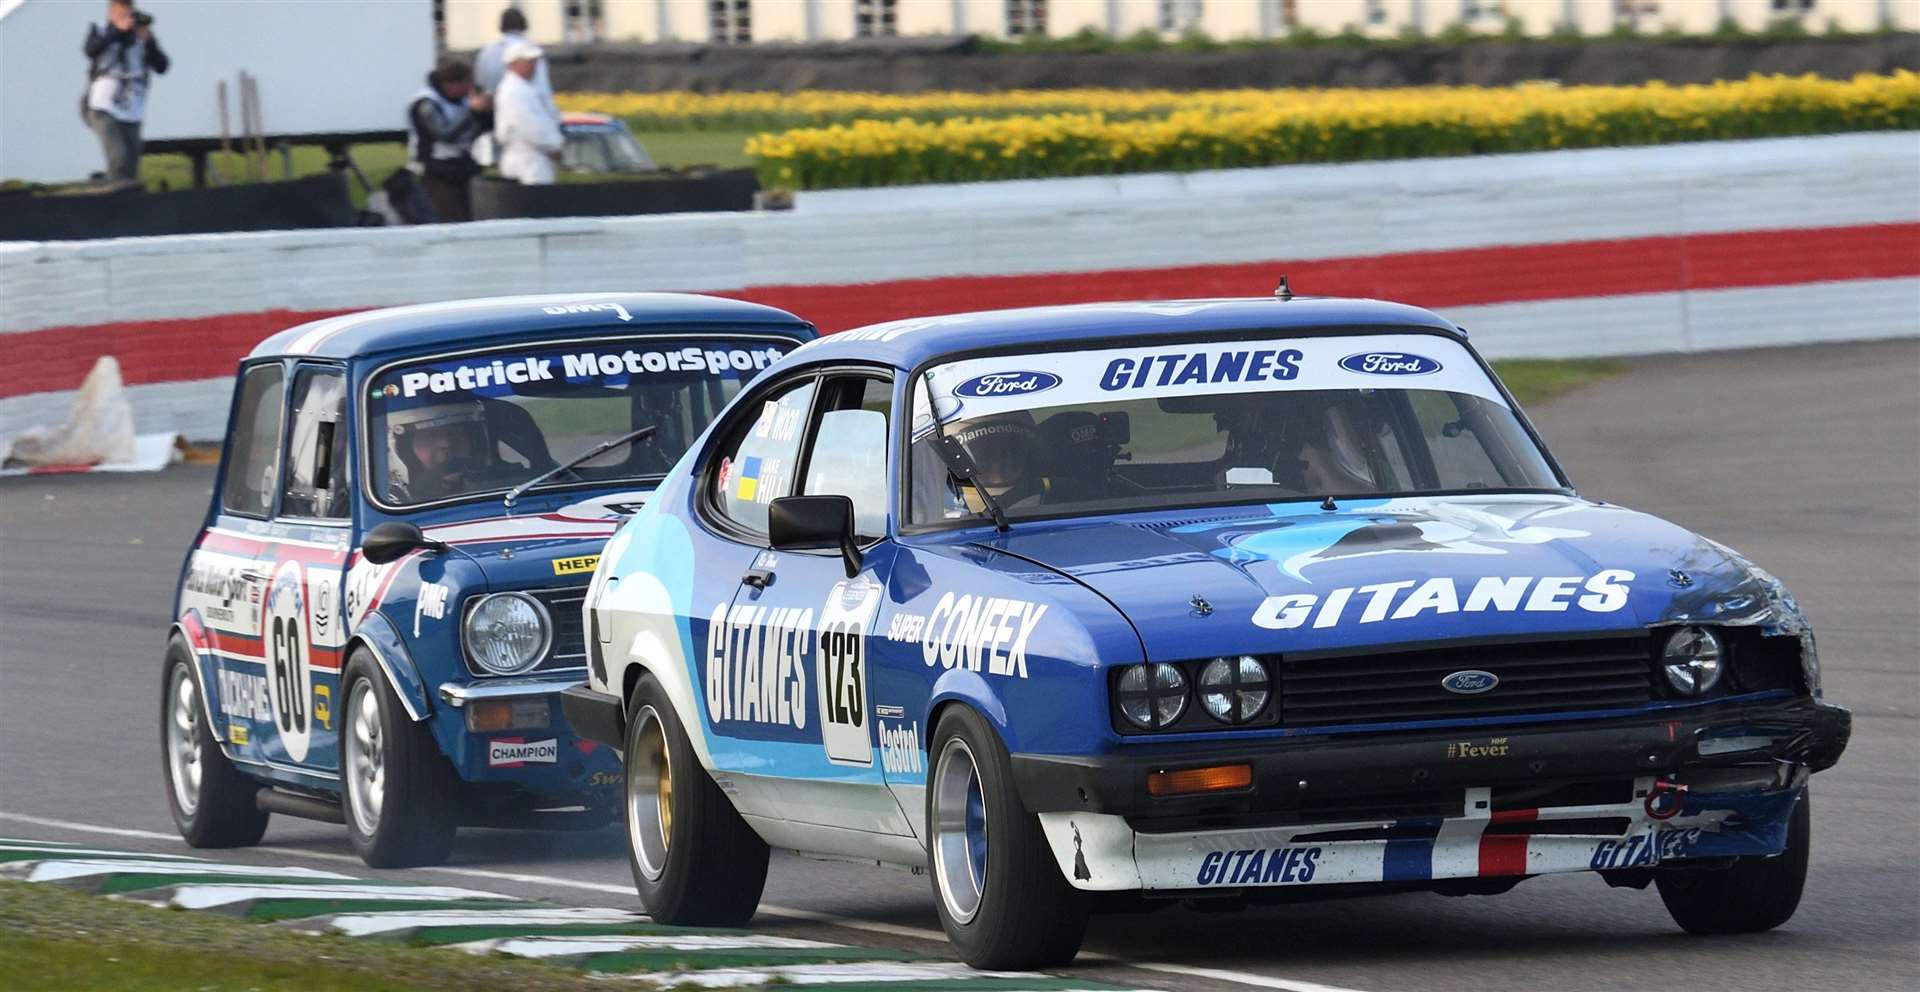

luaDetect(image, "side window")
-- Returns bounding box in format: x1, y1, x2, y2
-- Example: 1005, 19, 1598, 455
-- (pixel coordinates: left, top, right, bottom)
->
221, 364, 287, 517
281, 368, 349, 520
801, 376, 892, 542
709, 378, 816, 534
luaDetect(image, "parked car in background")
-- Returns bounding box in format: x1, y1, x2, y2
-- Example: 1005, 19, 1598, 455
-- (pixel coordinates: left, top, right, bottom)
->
564, 295, 1849, 968
162, 293, 813, 867
558, 111, 657, 175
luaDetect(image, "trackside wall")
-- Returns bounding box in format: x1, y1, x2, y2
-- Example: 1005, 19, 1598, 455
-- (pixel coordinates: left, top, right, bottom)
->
2, 132, 1916, 442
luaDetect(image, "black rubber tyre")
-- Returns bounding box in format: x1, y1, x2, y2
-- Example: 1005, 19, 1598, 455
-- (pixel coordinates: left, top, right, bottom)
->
160, 640, 270, 848
1656, 791, 1811, 934
623, 673, 769, 925
340, 651, 458, 868
927, 705, 1089, 970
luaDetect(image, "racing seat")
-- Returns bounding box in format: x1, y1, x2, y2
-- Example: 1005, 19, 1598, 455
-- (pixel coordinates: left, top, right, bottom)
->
1038, 411, 1117, 504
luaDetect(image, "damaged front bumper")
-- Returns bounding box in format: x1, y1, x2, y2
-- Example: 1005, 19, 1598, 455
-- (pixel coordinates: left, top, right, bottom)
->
1014, 694, 1848, 893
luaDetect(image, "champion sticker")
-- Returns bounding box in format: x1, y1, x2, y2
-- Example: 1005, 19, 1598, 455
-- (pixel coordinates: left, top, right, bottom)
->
488, 738, 559, 767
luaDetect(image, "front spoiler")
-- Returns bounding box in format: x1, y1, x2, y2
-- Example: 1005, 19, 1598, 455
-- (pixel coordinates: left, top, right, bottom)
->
1010, 696, 1849, 821
1036, 785, 1804, 893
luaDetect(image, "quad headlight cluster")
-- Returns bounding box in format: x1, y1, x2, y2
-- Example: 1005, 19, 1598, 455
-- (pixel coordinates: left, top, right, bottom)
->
1115, 656, 1273, 732
464, 592, 552, 676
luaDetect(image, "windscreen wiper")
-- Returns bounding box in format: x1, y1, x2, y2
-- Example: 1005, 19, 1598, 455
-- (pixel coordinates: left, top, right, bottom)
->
921, 371, 1009, 532
504, 424, 658, 508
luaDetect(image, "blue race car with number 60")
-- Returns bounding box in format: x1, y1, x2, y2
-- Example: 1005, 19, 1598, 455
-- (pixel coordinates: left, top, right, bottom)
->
562, 294, 1850, 969
163, 293, 812, 868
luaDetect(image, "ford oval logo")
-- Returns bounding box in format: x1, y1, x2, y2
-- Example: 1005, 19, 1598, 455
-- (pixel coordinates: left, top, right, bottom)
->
1340, 352, 1443, 376
953, 370, 1062, 398
1441, 670, 1499, 695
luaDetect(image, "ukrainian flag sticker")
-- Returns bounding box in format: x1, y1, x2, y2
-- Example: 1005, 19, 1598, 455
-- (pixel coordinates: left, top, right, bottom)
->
736, 456, 762, 502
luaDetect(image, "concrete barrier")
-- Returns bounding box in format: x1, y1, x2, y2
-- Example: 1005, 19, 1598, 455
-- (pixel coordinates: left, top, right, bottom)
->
3, 132, 1916, 443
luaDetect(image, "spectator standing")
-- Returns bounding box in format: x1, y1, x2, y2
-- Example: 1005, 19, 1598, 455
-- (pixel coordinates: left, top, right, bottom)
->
83, 0, 169, 185
475, 6, 553, 106
406, 57, 493, 222
494, 44, 563, 186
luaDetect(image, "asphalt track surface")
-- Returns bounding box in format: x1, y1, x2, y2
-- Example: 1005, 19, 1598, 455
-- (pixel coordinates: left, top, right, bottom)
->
3, 339, 1915, 992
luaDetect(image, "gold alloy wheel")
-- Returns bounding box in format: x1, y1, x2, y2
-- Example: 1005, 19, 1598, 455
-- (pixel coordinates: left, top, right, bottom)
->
627, 706, 673, 881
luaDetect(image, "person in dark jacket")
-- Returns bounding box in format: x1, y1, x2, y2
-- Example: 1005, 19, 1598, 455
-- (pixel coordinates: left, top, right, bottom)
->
406, 57, 493, 223
83, 0, 169, 184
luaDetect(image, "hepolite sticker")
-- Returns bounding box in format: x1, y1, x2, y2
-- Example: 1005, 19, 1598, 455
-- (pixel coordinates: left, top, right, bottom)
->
1252, 571, 1634, 630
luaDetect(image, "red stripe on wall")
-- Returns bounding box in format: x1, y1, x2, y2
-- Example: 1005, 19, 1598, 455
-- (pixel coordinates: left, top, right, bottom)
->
737, 222, 1920, 334
4, 308, 354, 400
5, 222, 1915, 400
1479, 807, 1540, 878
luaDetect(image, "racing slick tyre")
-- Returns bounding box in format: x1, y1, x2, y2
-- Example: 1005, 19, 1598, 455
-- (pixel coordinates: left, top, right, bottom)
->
1656, 791, 1811, 934
624, 673, 769, 925
340, 651, 458, 868
928, 706, 1090, 970
161, 640, 270, 848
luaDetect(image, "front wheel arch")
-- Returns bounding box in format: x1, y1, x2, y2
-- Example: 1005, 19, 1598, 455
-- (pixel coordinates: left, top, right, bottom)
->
344, 611, 431, 722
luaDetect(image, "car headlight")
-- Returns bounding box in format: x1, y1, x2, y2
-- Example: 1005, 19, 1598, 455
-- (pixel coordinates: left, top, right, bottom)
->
1661, 626, 1723, 696
464, 592, 551, 676
1117, 663, 1188, 730
1198, 656, 1271, 724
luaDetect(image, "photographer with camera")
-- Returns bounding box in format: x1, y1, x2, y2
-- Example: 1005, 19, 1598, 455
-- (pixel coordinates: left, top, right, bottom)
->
82, 0, 169, 185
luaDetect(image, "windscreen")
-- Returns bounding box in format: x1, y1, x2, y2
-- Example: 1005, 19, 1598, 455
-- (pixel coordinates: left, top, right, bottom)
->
367, 336, 792, 507
908, 333, 1560, 526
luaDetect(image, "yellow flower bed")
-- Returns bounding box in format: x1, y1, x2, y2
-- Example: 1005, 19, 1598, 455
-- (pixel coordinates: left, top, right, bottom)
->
553, 87, 1294, 129
714, 73, 1919, 190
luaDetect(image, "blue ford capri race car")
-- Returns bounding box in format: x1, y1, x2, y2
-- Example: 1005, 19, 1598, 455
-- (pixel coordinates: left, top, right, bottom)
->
162, 293, 813, 867
562, 295, 1850, 968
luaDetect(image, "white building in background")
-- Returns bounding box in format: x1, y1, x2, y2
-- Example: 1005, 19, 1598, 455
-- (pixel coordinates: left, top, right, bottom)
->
439, 0, 1916, 48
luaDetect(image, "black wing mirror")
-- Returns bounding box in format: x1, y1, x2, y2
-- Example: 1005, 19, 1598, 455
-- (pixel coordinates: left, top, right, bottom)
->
361, 521, 449, 565
769, 495, 862, 578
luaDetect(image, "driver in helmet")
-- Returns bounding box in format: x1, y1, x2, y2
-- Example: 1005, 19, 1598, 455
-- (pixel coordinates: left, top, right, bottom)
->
387, 400, 489, 503
950, 411, 1045, 515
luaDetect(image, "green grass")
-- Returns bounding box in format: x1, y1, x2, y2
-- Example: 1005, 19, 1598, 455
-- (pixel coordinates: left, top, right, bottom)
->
0, 879, 617, 992
1490, 358, 1627, 405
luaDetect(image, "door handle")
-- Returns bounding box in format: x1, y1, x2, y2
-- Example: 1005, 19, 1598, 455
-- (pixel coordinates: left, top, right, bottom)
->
742, 565, 775, 590
239, 569, 269, 583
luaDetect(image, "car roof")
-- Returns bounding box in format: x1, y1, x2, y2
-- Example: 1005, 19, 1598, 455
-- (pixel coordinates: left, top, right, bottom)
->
248, 292, 815, 362
786, 297, 1464, 370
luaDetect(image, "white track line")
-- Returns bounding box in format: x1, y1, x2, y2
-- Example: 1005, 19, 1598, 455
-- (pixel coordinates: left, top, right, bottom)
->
0, 811, 1372, 992
458, 933, 844, 957
319, 907, 649, 937
13, 859, 352, 883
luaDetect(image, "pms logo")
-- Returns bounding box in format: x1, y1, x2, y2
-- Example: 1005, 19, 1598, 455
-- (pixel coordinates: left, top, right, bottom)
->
953, 371, 1062, 398
1340, 352, 1442, 376
542, 302, 632, 322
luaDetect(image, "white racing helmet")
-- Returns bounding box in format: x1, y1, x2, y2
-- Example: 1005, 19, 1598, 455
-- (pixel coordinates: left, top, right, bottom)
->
386, 399, 488, 501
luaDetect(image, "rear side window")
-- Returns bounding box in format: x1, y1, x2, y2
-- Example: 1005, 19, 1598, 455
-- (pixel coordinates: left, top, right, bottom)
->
222, 364, 286, 517
708, 378, 816, 534
281, 369, 348, 520
801, 375, 892, 542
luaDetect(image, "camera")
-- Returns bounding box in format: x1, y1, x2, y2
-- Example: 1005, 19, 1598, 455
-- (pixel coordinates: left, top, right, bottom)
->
133, 11, 153, 27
